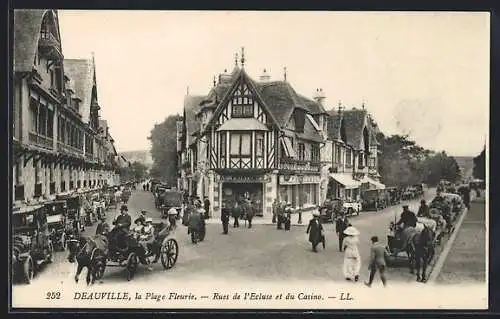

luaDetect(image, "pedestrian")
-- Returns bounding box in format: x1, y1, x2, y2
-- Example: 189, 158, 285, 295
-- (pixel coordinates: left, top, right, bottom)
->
284, 203, 292, 231
232, 201, 241, 228
203, 196, 210, 219
188, 207, 201, 244
335, 214, 349, 252
221, 202, 230, 235
246, 199, 255, 229
167, 206, 178, 230
306, 212, 323, 252
272, 199, 279, 224
365, 236, 388, 287
277, 201, 285, 230
342, 226, 361, 282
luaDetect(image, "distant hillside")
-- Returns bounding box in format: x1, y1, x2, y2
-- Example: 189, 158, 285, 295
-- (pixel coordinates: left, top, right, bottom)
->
454, 156, 474, 180
119, 150, 153, 167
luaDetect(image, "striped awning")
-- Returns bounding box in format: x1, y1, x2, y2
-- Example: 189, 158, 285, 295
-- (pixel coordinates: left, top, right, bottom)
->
361, 176, 386, 189
329, 173, 361, 189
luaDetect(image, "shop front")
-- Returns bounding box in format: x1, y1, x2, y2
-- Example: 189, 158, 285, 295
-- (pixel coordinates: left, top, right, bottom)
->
327, 173, 362, 201
278, 174, 321, 209
218, 174, 266, 217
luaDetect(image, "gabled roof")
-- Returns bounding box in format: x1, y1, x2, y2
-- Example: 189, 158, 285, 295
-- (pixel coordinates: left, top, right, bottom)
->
13, 10, 56, 73
63, 59, 95, 123
340, 109, 367, 150
183, 95, 205, 146
298, 95, 327, 115
326, 110, 342, 141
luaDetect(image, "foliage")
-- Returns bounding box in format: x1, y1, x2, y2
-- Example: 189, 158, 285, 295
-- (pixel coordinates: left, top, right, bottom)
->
473, 148, 486, 180
118, 161, 149, 182
148, 114, 182, 186
377, 133, 461, 187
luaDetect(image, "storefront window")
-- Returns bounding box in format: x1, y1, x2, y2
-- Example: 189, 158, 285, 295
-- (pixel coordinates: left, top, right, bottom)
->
230, 133, 251, 156
346, 149, 352, 167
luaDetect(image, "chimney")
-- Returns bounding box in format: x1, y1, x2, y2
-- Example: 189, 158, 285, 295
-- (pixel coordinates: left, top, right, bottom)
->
314, 88, 326, 105
259, 68, 271, 82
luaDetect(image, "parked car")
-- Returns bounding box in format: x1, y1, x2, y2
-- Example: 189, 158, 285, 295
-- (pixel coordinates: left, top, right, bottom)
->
44, 200, 68, 251
160, 189, 184, 219
361, 189, 389, 211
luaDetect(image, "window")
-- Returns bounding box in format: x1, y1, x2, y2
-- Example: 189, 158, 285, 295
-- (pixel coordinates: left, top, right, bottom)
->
294, 109, 306, 133
256, 133, 264, 157
346, 149, 352, 166
220, 133, 227, 157
29, 98, 38, 132
232, 105, 253, 118
15, 158, 22, 185
298, 143, 305, 161
311, 144, 320, 163
47, 108, 53, 138
34, 161, 40, 183
358, 152, 364, 167
230, 133, 251, 156
368, 157, 376, 168
231, 84, 254, 118
50, 69, 55, 88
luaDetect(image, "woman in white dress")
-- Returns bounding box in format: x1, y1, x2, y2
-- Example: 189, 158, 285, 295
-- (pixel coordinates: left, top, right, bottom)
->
343, 226, 361, 282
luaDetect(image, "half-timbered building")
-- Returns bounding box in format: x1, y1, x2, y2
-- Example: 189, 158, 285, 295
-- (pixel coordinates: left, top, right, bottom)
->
178, 51, 330, 218
12, 9, 120, 205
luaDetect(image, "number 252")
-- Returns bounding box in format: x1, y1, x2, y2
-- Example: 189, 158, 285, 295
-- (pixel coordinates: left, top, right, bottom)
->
46, 292, 61, 299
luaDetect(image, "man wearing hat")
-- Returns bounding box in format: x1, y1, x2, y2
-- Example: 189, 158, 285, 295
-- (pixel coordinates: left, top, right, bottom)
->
220, 201, 230, 235
95, 216, 110, 236
396, 205, 417, 229
335, 213, 350, 252
284, 203, 292, 231
417, 199, 430, 218
113, 205, 132, 230
306, 212, 324, 252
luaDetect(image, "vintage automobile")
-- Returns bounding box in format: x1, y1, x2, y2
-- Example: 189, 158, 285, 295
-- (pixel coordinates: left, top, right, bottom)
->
319, 197, 361, 222
160, 189, 184, 219
412, 184, 425, 197
56, 193, 83, 232
361, 189, 389, 211
44, 200, 68, 251
154, 185, 169, 209
343, 199, 362, 216
386, 187, 401, 205
12, 204, 54, 284
401, 187, 418, 200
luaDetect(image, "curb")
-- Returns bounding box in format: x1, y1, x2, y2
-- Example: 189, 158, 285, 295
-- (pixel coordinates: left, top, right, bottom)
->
427, 206, 469, 284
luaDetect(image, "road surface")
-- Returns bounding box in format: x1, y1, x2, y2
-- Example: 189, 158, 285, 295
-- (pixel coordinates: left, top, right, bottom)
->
14, 187, 460, 292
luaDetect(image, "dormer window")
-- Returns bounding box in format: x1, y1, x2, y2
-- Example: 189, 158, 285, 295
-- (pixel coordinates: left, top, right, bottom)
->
231, 84, 254, 118
294, 109, 306, 133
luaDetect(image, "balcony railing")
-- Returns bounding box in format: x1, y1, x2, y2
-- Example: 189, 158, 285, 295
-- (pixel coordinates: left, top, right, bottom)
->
57, 141, 83, 157
29, 131, 53, 150
279, 157, 320, 172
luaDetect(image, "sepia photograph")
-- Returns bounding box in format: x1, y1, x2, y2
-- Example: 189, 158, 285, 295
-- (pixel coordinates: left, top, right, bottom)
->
10, 10, 489, 310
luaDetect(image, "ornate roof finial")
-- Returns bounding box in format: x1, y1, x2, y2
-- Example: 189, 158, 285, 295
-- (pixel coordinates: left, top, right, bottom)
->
240, 47, 245, 68
186, 86, 190, 96
284, 66, 287, 82
235, 52, 239, 66
213, 76, 216, 87
338, 100, 342, 113
362, 99, 365, 109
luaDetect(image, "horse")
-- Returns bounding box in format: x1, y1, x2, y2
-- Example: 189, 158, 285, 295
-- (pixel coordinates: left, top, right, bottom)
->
67, 235, 107, 286
406, 225, 435, 282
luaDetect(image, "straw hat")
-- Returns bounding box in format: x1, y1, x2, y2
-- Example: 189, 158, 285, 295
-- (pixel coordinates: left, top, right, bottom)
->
343, 226, 360, 236
145, 217, 153, 223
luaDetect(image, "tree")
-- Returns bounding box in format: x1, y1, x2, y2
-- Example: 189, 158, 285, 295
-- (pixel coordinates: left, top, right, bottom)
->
148, 114, 182, 186
473, 148, 486, 180
119, 161, 149, 182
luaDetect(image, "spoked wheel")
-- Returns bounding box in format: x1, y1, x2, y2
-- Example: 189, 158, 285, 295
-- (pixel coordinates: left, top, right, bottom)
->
47, 241, 54, 263
22, 256, 34, 284
61, 232, 67, 251
126, 253, 138, 281
161, 238, 179, 270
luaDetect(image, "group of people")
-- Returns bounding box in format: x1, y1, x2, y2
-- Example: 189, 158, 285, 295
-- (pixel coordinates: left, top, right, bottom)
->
219, 197, 258, 233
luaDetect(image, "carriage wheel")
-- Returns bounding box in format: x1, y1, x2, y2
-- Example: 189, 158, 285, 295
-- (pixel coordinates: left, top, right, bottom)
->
47, 241, 54, 263
22, 256, 34, 284
61, 232, 67, 251
126, 253, 138, 281
384, 246, 393, 267
161, 239, 179, 270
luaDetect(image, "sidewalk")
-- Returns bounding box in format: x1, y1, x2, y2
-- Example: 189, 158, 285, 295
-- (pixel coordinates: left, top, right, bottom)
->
204, 210, 317, 227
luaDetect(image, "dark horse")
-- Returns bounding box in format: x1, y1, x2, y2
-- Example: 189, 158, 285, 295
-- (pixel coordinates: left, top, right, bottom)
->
67, 234, 107, 286
406, 225, 435, 283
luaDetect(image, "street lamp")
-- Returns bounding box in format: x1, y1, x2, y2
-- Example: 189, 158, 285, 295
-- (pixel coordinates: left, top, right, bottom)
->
297, 174, 304, 224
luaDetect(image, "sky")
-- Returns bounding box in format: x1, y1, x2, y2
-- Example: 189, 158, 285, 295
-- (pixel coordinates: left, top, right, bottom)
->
57, 11, 490, 157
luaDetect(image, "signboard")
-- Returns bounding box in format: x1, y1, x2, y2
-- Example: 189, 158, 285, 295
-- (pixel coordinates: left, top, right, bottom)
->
279, 175, 321, 185
220, 175, 265, 183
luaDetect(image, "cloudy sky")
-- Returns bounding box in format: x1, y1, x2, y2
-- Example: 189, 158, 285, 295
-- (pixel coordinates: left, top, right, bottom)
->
58, 11, 489, 156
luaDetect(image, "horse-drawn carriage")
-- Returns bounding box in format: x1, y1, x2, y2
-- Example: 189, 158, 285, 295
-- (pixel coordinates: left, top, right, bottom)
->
12, 204, 54, 284
44, 200, 68, 251
68, 221, 179, 284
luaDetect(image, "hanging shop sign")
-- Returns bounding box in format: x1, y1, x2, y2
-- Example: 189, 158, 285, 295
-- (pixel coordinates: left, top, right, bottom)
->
279, 174, 321, 185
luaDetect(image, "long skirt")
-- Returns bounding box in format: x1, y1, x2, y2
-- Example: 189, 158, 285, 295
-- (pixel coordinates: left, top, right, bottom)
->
343, 250, 361, 279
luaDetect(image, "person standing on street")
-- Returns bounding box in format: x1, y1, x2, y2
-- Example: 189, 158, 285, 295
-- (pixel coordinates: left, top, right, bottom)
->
335, 214, 349, 252
221, 202, 230, 234
272, 199, 279, 224
306, 213, 323, 252
246, 199, 255, 229
342, 226, 361, 282
284, 203, 292, 231
203, 196, 210, 219
276, 202, 285, 230
232, 201, 241, 228
365, 236, 388, 287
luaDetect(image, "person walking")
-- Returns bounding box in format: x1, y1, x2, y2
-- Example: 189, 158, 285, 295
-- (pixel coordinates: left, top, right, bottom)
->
246, 199, 255, 229
342, 226, 361, 282
306, 213, 323, 252
276, 202, 285, 230
365, 235, 388, 287
203, 196, 211, 219
232, 201, 241, 228
221, 202, 230, 235
335, 214, 349, 252
284, 203, 292, 231
272, 199, 279, 224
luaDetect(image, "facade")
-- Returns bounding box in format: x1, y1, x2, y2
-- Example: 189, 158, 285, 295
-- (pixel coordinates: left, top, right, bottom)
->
12, 9, 120, 205
178, 52, 331, 218
324, 105, 384, 202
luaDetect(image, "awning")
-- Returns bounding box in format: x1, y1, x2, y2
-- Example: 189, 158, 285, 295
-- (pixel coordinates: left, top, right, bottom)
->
47, 214, 63, 224
280, 137, 297, 158
217, 118, 268, 131
329, 173, 361, 189
360, 176, 386, 189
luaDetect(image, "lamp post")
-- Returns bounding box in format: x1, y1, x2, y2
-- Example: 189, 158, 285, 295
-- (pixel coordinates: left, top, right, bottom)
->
297, 174, 304, 224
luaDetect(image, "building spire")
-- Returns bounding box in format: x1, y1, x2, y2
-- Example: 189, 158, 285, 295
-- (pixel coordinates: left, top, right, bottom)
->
235, 52, 239, 67
213, 76, 216, 87
338, 100, 342, 113
186, 86, 190, 96
362, 99, 365, 110
283, 66, 287, 82
240, 47, 245, 68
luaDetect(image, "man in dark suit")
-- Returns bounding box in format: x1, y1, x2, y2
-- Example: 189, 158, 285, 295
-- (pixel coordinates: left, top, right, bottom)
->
396, 205, 417, 229
335, 214, 349, 252
221, 202, 230, 234
113, 205, 131, 230
365, 236, 388, 287
203, 196, 210, 219
306, 213, 323, 252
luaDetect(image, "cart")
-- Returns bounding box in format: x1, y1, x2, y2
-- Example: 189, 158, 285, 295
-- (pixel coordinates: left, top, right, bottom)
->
44, 200, 68, 251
